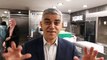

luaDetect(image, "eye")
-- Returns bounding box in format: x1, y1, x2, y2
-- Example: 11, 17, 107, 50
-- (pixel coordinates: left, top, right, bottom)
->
54, 21, 60, 25
44, 21, 51, 25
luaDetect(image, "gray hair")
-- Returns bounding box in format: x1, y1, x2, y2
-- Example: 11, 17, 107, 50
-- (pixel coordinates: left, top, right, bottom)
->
42, 8, 63, 21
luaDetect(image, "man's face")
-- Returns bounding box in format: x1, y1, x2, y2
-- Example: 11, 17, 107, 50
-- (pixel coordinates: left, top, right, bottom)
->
40, 14, 63, 40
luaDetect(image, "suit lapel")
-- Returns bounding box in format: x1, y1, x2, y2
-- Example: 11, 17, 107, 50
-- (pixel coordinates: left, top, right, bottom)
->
36, 38, 45, 60
56, 38, 66, 60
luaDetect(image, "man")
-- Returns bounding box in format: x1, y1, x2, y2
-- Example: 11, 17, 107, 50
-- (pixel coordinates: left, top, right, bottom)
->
2, 8, 104, 60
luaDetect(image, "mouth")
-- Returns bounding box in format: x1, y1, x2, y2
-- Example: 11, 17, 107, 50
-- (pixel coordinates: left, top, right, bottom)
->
47, 31, 56, 33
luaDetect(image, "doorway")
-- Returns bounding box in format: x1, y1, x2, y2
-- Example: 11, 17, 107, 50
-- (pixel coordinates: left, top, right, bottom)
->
85, 21, 96, 43
10, 15, 29, 44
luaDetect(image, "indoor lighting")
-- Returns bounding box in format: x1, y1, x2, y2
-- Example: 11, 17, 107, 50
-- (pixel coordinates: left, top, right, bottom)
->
58, 3, 63, 6
83, 5, 87, 8
53, 6, 57, 9
68, 10, 71, 13
4, 11, 8, 13
104, 21, 107, 25
18, 11, 21, 14
66, 0, 71, 2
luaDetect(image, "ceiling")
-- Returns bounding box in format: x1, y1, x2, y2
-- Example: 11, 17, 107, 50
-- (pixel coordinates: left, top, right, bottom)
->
0, 0, 107, 13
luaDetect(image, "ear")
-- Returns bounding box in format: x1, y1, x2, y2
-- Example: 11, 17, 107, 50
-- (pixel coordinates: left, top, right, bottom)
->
40, 21, 42, 28
59, 22, 63, 31
62, 22, 64, 28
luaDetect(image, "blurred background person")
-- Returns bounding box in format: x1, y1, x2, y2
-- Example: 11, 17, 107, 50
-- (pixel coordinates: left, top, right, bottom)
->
4, 18, 19, 52
0, 21, 7, 53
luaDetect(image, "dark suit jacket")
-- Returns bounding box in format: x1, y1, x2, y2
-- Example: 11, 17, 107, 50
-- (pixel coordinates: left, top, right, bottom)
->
23, 36, 80, 60
5, 25, 19, 48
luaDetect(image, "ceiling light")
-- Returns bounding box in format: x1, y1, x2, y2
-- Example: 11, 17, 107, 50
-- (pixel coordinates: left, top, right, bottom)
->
104, 21, 107, 25
18, 11, 21, 14
66, 0, 71, 2
53, 6, 57, 9
58, 3, 63, 6
4, 11, 8, 13
83, 5, 87, 8
68, 10, 71, 13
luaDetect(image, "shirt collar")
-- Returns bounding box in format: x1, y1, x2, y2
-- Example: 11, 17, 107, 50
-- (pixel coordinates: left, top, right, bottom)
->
43, 36, 58, 46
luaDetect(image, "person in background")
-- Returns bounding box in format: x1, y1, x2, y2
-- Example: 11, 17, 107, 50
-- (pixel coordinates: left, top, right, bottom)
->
0, 21, 7, 41
4, 18, 19, 52
0, 21, 7, 53
1, 21, 7, 26
2, 8, 104, 60
33, 26, 42, 39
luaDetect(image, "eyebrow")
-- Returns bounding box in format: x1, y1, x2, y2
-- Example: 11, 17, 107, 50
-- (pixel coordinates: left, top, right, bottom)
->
44, 18, 50, 21
44, 18, 60, 21
54, 19, 60, 21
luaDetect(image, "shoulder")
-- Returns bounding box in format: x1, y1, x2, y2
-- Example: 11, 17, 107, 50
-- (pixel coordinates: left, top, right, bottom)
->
58, 38, 75, 48
23, 37, 43, 47
22, 37, 43, 53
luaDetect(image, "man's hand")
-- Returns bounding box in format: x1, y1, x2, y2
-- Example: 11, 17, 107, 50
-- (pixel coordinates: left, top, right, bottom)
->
82, 47, 104, 60
2, 41, 32, 60
74, 47, 104, 60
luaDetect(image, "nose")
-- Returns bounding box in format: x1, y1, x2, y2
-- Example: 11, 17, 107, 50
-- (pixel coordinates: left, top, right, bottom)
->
49, 22, 55, 28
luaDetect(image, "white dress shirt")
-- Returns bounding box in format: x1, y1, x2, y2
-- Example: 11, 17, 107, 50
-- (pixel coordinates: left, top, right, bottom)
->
43, 37, 58, 60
